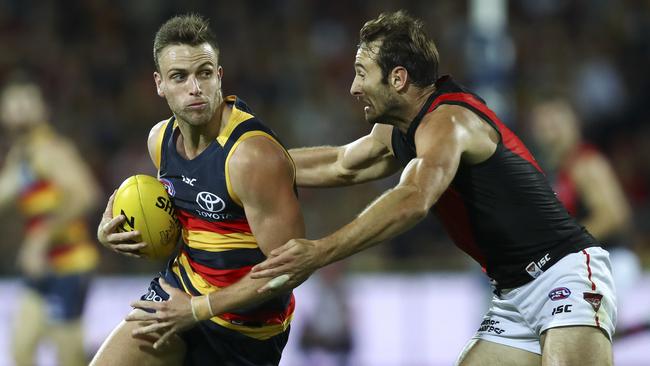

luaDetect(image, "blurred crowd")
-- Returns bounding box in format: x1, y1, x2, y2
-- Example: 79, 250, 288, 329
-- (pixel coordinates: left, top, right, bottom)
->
1, 0, 649, 275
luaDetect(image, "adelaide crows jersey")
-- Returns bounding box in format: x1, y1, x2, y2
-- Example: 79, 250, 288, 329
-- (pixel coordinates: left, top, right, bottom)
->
391, 76, 597, 291
17, 125, 98, 274
153, 96, 295, 339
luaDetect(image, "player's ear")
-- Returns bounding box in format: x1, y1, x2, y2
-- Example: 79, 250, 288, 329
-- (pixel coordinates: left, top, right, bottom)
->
390, 66, 408, 91
154, 72, 165, 97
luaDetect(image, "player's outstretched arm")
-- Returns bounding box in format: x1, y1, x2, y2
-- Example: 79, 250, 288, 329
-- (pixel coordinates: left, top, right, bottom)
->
252, 106, 490, 288
291, 123, 400, 187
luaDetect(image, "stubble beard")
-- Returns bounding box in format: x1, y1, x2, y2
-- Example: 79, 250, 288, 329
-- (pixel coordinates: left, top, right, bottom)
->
365, 92, 400, 126
171, 93, 221, 127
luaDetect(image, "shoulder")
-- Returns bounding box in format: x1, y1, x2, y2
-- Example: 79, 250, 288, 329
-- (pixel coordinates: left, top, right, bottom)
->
228, 135, 291, 173
147, 119, 171, 147
32, 129, 76, 159
417, 104, 475, 140
416, 104, 498, 162
147, 118, 172, 168
572, 148, 611, 178
227, 135, 294, 206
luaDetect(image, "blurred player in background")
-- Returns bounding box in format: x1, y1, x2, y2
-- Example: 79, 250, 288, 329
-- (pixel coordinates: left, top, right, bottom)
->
0, 77, 100, 366
531, 99, 647, 338
252, 10, 616, 366
92, 14, 304, 366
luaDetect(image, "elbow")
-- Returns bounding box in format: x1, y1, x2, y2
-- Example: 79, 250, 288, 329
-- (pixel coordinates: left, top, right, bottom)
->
399, 187, 431, 223
409, 204, 429, 223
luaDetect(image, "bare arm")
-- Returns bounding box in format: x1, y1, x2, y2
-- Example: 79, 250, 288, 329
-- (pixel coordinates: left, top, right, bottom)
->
205, 135, 305, 313
290, 123, 400, 187
571, 152, 631, 239
252, 105, 492, 286
314, 110, 466, 265
0, 146, 21, 210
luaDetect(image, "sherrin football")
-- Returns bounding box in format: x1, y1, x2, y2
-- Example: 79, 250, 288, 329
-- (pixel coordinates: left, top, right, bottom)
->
112, 174, 180, 260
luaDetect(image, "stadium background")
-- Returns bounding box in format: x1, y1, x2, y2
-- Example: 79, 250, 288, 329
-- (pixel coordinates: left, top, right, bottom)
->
0, 0, 649, 365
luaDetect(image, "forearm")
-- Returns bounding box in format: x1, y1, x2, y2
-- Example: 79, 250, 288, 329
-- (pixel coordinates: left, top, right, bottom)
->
202, 273, 288, 317
317, 185, 429, 266
290, 146, 345, 187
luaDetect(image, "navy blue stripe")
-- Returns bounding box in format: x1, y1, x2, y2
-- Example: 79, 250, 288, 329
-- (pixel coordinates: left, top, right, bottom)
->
223, 118, 279, 153
183, 244, 266, 269
176, 262, 202, 296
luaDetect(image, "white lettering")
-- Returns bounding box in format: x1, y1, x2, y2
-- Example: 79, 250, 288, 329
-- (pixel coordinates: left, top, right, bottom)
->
182, 175, 197, 186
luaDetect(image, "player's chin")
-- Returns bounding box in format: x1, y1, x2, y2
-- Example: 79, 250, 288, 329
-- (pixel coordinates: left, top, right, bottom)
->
181, 112, 211, 126
364, 112, 382, 125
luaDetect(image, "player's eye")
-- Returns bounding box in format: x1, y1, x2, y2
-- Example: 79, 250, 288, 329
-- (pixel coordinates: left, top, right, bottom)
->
170, 73, 186, 81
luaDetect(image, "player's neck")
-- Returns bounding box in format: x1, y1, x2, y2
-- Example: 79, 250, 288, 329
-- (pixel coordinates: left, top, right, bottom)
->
392, 85, 437, 134
176, 103, 230, 160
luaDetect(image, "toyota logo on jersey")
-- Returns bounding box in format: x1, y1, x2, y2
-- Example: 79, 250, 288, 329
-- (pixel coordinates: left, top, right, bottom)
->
196, 191, 225, 212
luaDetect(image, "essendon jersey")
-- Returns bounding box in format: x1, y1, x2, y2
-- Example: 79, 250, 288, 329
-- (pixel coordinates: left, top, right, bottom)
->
391, 76, 598, 290
553, 144, 626, 249
154, 96, 295, 339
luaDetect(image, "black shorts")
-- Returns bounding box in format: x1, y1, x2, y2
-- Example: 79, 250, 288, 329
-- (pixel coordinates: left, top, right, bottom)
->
141, 274, 290, 366
25, 272, 92, 321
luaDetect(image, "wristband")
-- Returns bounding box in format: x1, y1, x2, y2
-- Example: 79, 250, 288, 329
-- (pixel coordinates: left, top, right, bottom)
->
190, 295, 214, 321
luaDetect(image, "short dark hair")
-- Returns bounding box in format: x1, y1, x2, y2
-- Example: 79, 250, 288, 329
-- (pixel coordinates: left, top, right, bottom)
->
153, 14, 219, 71
360, 10, 439, 87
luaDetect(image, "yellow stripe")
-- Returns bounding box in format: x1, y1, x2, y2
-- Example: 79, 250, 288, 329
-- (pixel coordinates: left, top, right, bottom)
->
183, 229, 258, 252
224, 131, 290, 207
171, 260, 191, 293
176, 251, 217, 294
216, 96, 255, 146
19, 188, 61, 216
53, 220, 90, 243
154, 119, 172, 170
174, 251, 293, 339
50, 243, 98, 274
210, 313, 293, 340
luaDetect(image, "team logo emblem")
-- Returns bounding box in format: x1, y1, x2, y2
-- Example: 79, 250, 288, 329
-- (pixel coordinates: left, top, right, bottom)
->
548, 287, 571, 301
196, 191, 225, 212
583, 292, 603, 312
159, 178, 175, 197
525, 262, 543, 279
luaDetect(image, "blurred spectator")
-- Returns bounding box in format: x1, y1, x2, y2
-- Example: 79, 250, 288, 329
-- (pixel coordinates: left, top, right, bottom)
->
0, 76, 99, 366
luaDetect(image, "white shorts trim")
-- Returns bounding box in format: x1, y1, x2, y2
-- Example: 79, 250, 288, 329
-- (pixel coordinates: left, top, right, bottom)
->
472, 246, 617, 354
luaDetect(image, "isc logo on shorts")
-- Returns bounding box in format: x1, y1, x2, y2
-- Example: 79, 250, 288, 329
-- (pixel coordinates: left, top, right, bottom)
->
548, 287, 571, 301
